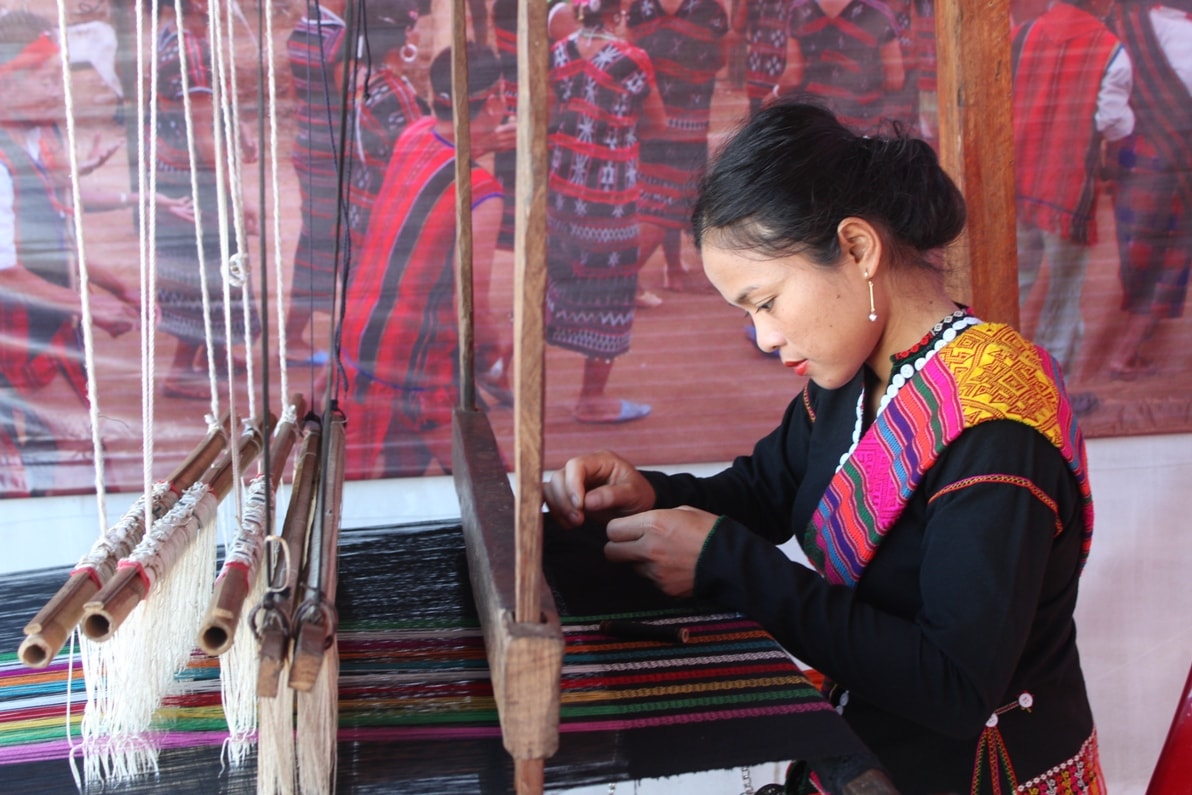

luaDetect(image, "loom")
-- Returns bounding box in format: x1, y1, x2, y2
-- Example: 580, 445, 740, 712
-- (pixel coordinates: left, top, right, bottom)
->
3, 0, 1022, 791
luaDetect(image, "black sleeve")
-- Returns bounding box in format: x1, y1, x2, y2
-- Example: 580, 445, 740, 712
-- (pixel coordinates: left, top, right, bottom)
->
642, 390, 813, 544
693, 420, 1083, 738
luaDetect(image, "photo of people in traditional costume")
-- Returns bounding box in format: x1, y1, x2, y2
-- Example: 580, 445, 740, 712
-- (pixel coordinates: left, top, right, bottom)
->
150, 0, 260, 401
346, 0, 427, 260
545, 0, 668, 424
337, 44, 508, 480
784, 0, 905, 134
1104, 0, 1192, 382
1012, 0, 1133, 415
625, 0, 729, 307
0, 11, 138, 495
282, 0, 348, 368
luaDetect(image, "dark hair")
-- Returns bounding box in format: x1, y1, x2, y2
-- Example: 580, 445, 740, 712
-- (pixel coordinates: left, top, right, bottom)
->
363, 0, 420, 56
0, 10, 53, 63
428, 43, 501, 121
692, 100, 966, 270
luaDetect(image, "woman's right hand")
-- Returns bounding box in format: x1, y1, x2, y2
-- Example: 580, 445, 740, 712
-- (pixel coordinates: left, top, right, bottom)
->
544, 451, 656, 529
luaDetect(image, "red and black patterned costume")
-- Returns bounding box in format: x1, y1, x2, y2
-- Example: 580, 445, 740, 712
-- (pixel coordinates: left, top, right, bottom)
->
545, 35, 657, 360
346, 66, 425, 259
0, 128, 82, 496
744, 0, 794, 114
339, 118, 501, 477
1107, 3, 1192, 321
787, 0, 900, 132
627, 0, 728, 230
287, 5, 348, 306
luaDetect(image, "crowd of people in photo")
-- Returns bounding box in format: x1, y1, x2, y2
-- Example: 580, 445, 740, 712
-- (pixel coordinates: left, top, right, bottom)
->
0, 0, 1188, 489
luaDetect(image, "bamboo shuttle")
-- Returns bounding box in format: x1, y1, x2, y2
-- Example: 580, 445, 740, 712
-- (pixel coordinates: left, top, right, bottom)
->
198, 397, 306, 657
255, 413, 322, 697
80, 413, 275, 643
17, 415, 231, 668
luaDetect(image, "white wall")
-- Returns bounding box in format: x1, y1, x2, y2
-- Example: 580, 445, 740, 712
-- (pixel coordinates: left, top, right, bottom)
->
3, 436, 1188, 792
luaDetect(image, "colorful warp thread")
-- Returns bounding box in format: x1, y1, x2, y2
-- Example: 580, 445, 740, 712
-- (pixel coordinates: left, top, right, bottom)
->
1, 522, 865, 792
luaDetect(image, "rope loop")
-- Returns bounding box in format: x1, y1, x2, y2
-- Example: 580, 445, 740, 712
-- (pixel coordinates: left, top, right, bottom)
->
223, 252, 249, 288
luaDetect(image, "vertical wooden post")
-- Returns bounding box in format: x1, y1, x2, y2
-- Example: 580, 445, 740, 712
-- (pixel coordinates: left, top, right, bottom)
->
513, 0, 548, 630
934, 0, 1020, 326
452, 0, 476, 410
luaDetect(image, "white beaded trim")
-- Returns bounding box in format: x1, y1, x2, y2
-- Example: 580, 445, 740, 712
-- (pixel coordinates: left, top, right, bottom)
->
837, 311, 982, 470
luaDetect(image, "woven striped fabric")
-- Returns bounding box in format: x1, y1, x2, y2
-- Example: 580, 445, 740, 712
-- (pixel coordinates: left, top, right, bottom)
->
0, 522, 865, 792
806, 323, 1094, 588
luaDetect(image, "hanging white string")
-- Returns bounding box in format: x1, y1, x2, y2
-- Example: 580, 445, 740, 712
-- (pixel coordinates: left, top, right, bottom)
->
205, 0, 247, 527
217, 0, 259, 425
52, 0, 109, 536
140, 0, 163, 539
172, 0, 222, 419
262, 0, 290, 404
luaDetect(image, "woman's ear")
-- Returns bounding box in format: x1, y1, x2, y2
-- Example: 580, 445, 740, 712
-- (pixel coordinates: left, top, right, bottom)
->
837, 217, 882, 277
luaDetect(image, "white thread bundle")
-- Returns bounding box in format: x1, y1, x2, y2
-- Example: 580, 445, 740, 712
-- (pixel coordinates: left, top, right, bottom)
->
80, 484, 219, 784
257, 664, 296, 795
74, 481, 172, 582
296, 645, 339, 795
218, 477, 273, 765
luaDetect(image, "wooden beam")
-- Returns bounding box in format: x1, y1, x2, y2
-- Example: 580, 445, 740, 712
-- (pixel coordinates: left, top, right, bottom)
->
935, 0, 1019, 326
453, 409, 564, 763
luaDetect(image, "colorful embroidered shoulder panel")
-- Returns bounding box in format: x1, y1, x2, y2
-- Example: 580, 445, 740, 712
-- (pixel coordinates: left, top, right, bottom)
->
804, 323, 1094, 587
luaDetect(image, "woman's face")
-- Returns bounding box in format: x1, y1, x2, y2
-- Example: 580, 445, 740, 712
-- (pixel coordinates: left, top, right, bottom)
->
1, 58, 63, 126
701, 236, 881, 390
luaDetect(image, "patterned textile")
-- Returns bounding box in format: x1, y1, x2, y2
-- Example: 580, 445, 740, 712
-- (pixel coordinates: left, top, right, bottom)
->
288, 6, 348, 302
151, 23, 256, 347
628, 0, 728, 227
745, 0, 794, 103
1013, 730, 1104, 795
636, 137, 708, 229
1110, 3, 1192, 205
545, 36, 655, 359
347, 67, 425, 259
802, 322, 1094, 588
1107, 3, 1192, 319
787, 0, 900, 132
1110, 134, 1191, 318
1011, 3, 1121, 245
492, 0, 519, 249
340, 118, 501, 434
0, 523, 870, 792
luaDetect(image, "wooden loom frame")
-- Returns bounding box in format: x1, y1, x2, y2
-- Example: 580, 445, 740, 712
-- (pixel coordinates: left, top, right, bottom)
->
448, 1, 1019, 794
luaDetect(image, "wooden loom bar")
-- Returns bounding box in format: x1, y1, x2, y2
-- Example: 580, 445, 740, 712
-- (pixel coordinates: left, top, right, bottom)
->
449, 0, 562, 790
288, 407, 347, 692
934, 0, 1019, 326
80, 413, 275, 643
197, 395, 306, 657
256, 413, 322, 697
17, 414, 232, 668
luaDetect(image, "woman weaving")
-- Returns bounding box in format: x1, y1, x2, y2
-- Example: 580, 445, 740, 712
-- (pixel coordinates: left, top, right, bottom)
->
543, 101, 1103, 793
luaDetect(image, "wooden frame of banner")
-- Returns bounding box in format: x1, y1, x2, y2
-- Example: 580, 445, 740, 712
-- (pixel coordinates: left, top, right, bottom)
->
447, 1, 1018, 794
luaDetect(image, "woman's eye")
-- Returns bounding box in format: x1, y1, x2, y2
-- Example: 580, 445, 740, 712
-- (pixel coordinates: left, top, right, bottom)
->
756, 299, 774, 313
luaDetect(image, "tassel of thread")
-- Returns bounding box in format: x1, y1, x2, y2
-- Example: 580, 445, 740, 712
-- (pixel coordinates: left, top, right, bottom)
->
296, 645, 339, 795
80, 488, 219, 785
257, 664, 296, 795
220, 569, 266, 766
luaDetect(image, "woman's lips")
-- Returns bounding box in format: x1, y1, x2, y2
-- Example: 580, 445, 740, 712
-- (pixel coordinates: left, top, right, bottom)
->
786, 360, 808, 377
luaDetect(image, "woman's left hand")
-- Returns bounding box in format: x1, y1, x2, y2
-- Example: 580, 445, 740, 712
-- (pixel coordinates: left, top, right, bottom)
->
604, 506, 719, 599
